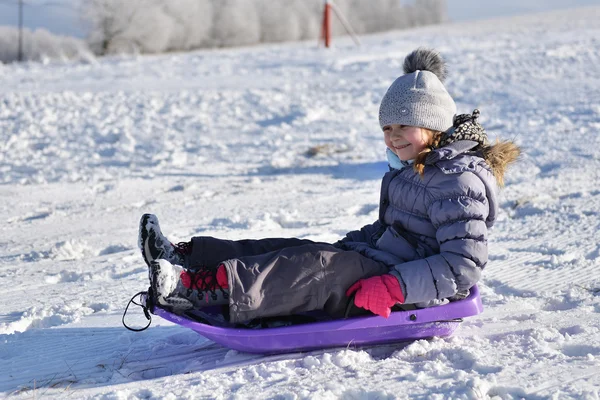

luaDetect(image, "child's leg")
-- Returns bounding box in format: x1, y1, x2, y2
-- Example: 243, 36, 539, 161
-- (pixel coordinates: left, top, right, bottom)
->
188, 236, 320, 269
221, 243, 388, 323
139, 213, 317, 269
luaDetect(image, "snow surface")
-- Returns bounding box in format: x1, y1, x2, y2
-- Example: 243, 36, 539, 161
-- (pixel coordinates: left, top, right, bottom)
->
1, 6, 600, 399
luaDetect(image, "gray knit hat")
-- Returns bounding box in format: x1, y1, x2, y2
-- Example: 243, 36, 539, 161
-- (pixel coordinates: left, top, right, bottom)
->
379, 48, 456, 132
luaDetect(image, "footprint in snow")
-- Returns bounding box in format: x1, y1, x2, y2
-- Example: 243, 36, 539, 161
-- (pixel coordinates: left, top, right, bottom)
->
347, 204, 378, 216
7, 210, 52, 223
99, 244, 131, 256
561, 344, 600, 358
542, 297, 581, 312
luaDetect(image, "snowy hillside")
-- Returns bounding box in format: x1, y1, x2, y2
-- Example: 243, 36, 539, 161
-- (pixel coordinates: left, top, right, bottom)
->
1, 6, 600, 399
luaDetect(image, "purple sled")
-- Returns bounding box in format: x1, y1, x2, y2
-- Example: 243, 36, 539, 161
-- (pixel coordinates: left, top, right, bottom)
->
153, 286, 483, 354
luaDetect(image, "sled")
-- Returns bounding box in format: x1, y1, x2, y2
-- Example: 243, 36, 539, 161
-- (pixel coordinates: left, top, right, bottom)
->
149, 286, 483, 354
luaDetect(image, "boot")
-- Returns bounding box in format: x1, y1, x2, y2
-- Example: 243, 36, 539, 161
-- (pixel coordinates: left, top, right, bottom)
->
149, 259, 229, 312
139, 214, 192, 268
180, 263, 230, 307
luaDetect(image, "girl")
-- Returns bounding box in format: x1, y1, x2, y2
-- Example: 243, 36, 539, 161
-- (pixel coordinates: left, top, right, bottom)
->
139, 48, 519, 323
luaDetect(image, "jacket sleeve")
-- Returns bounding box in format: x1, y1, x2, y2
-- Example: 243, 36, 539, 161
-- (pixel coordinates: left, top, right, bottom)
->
333, 220, 383, 248
389, 195, 489, 304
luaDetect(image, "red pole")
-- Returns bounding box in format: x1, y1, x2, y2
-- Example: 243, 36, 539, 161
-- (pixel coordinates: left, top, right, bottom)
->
322, 0, 331, 48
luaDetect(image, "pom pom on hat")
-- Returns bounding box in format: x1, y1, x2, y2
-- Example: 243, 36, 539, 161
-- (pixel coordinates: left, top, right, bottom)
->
403, 47, 448, 82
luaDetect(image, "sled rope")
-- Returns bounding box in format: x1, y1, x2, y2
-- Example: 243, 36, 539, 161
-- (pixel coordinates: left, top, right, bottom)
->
122, 291, 152, 332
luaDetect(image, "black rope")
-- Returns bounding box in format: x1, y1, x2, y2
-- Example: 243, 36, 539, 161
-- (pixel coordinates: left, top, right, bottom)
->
122, 291, 152, 332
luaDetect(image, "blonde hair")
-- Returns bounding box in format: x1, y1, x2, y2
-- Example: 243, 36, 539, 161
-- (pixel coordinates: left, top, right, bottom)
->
413, 129, 442, 177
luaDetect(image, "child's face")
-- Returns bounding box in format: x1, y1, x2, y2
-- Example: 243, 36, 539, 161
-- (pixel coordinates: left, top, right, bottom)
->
383, 124, 430, 161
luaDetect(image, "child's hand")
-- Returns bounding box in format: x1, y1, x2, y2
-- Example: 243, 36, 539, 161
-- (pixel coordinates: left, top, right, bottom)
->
346, 274, 405, 318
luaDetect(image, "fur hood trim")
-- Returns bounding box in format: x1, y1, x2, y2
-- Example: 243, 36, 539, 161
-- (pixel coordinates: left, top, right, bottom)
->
424, 139, 521, 186
482, 140, 521, 186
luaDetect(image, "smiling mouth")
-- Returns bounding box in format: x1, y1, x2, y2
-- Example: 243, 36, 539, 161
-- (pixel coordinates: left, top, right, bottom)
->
394, 144, 410, 150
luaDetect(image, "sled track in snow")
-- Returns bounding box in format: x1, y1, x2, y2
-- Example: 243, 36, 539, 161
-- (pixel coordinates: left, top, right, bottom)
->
2, 324, 317, 395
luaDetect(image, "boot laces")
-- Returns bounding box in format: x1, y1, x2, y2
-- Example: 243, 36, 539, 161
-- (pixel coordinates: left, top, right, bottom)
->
173, 241, 192, 256
185, 265, 229, 302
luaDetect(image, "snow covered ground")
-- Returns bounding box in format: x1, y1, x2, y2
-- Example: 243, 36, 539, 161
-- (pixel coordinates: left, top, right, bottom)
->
1, 6, 600, 399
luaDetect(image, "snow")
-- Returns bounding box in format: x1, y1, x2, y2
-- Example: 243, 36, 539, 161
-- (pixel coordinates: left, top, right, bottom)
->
1, 6, 600, 399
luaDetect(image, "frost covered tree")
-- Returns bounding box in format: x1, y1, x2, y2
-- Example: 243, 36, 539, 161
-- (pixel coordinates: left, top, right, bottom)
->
162, 0, 214, 51
82, 0, 448, 55
336, 0, 399, 34
413, 0, 448, 25
83, 0, 213, 54
83, 0, 140, 54
256, 0, 302, 43
209, 0, 261, 48
0, 26, 93, 63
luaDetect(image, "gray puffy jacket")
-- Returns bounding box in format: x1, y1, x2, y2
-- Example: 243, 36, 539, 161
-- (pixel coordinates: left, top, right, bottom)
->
336, 140, 503, 306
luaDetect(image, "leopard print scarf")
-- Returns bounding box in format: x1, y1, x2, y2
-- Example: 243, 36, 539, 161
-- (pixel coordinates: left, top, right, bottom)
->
438, 109, 489, 149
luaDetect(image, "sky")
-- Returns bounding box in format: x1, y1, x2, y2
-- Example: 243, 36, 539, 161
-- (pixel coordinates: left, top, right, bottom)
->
0, 0, 598, 39
0, 0, 85, 37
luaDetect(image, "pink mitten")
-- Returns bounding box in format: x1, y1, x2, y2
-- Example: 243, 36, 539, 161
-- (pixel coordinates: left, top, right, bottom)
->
346, 275, 405, 318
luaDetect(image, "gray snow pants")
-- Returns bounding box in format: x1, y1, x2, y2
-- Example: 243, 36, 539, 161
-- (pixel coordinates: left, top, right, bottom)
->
188, 236, 388, 323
